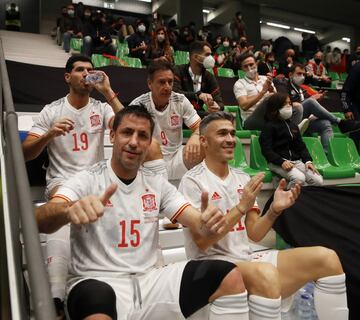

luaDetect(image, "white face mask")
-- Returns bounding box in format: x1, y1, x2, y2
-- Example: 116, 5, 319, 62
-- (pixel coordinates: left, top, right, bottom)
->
138, 25, 146, 33
292, 75, 305, 86
245, 66, 258, 79
279, 105, 293, 120
157, 34, 165, 42
223, 41, 230, 48
202, 55, 215, 69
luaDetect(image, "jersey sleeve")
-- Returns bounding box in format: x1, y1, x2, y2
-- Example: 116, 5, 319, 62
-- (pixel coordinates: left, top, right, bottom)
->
233, 79, 247, 99
28, 105, 53, 138
182, 96, 201, 130
52, 171, 92, 202
178, 174, 204, 210
160, 178, 191, 223
102, 102, 115, 129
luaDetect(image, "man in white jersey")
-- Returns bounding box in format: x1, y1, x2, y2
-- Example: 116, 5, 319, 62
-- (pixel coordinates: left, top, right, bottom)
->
22, 55, 123, 316
179, 111, 348, 320
36, 105, 251, 320
130, 58, 203, 181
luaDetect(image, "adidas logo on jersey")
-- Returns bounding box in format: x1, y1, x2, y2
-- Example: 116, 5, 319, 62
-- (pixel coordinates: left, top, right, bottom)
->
211, 192, 222, 200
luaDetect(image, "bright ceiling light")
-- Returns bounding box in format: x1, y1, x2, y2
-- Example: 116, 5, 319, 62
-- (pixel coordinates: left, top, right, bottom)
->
203, 9, 211, 13
138, 0, 151, 2
294, 27, 315, 34
266, 22, 290, 29
342, 37, 351, 42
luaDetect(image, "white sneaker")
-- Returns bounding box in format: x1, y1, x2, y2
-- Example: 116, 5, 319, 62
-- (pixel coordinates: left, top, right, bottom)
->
298, 118, 310, 135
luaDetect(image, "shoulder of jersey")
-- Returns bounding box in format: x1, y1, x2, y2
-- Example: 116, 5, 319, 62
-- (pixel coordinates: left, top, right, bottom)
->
130, 92, 151, 106
170, 91, 185, 103
230, 166, 250, 178
46, 97, 65, 109
89, 97, 103, 107
87, 160, 107, 175
183, 162, 205, 179
141, 166, 162, 178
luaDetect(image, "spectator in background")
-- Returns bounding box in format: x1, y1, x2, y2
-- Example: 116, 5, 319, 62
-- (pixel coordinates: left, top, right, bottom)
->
60, 4, 83, 53
342, 61, 360, 150
212, 35, 222, 52
175, 26, 195, 51
278, 48, 297, 78
328, 47, 343, 73
173, 41, 224, 117
230, 11, 246, 40
82, 10, 117, 58
301, 32, 320, 60
145, 26, 174, 65
233, 53, 280, 131
258, 52, 277, 76
5, 2, 21, 31
324, 45, 332, 69
110, 16, 134, 42
55, 6, 68, 45
167, 19, 179, 48
306, 51, 331, 87
127, 20, 151, 65
260, 93, 323, 188
347, 45, 360, 72
75, 1, 85, 21
272, 36, 294, 62
343, 48, 350, 70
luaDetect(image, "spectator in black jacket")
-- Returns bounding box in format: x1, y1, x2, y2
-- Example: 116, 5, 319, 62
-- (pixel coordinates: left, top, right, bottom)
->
127, 20, 151, 65
173, 41, 224, 117
60, 4, 83, 53
259, 92, 323, 188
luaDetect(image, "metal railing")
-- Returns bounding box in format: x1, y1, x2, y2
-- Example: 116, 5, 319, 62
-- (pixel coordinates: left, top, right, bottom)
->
0, 37, 56, 319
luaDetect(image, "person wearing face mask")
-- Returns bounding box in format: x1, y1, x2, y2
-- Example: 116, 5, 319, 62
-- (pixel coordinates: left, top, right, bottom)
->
234, 53, 286, 131
306, 51, 332, 87
82, 11, 117, 58
127, 20, 151, 64
212, 35, 222, 52
260, 93, 323, 188
145, 27, 174, 65
278, 48, 297, 78
258, 52, 278, 76
60, 4, 83, 53
275, 64, 360, 152
174, 26, 194, 51
173, 41, 224, 117
230, 11, 246, 40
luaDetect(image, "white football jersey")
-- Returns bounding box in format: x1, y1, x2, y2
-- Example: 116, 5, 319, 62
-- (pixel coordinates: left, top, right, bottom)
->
28, 95, 114, 190
130, 92, 201, 159
178, 161, 260, 263
54, 160, 190, 278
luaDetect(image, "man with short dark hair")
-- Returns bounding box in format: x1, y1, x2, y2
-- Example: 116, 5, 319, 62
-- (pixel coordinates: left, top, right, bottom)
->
130, 59, 203, 180
179, 111, 349, 320
35, 105, 248, 320
173, 40, 224, 117
275, 63, 360, 151
22, 54, 123, 313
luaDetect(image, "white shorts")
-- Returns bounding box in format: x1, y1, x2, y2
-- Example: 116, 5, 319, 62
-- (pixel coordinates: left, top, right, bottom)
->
66, 261, 188, 320
251, 249, 294, 312
165, 146, 188, 181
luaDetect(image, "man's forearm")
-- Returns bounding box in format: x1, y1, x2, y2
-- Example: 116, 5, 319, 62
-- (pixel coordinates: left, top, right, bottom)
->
22, 133, 53, 162
35, 202, 72, 234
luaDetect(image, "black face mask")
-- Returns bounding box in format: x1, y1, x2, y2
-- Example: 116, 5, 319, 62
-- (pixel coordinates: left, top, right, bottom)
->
240, 41, 247, 48
314, 58, 322, 65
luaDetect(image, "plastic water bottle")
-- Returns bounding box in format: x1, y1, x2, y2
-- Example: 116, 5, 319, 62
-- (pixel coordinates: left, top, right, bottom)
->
297, 293, 312, 320
85, 72, 103, 84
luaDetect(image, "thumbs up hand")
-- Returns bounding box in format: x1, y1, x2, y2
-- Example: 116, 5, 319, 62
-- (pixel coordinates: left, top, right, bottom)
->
67, 183, 117, 225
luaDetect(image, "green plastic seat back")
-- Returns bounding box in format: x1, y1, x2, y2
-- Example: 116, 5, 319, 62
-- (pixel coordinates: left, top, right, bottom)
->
117, 41, 129, 56
328, 71, 340, 81
223, 106, 243, 130
250, 136, 269, 170
70, 38, 83, 51
121, 56, 142, 68
339, 72, 348, 82
228, 137, 247, 168
328, 137, 360, 168
217, 67, 235, 78
91, 54, 110, 67
238, 70, 246, 79
302, 137, 329, 169
174, 50, 189, 65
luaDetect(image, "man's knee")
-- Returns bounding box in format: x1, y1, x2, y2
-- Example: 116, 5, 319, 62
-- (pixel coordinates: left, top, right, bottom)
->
289, 170, 306, 185
245, 263, 281, 298
310, 246, 343, 275
216, 266, 246, 297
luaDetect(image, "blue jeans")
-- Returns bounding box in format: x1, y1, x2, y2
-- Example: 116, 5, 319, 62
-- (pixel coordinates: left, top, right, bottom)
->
302, 98, 338, 152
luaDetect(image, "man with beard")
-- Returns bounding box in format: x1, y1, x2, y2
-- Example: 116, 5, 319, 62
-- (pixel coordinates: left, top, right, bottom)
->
22, 55, 123, 316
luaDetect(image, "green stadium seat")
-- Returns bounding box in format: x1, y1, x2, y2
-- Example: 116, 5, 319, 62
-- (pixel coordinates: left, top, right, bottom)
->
223, 105, 243, 130
120, 56, 142, 68
217, 67, 235, 78
238, 70, 246, 79
91, 54, 111, 67
328, 137, 360, 173
339, 72, 348, 82
183, 129, 192, 139
117, 41, 129, 56
302, 137, 355, 179
328, 71, 340, 81
249, 136, 273, 182
70, 38, 83, 53
229, 137, 272, 182
174, 50, 189, 65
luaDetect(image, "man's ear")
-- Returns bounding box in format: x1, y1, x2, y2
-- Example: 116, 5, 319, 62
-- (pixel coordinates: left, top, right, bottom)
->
199, 134, 206, 147
110, 129, 115, 144
64, 72, 71, 84
147, 78, 152, 91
